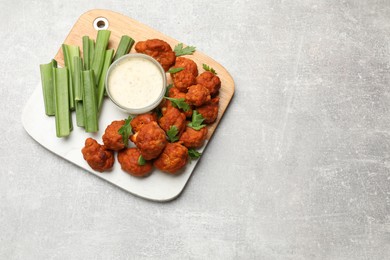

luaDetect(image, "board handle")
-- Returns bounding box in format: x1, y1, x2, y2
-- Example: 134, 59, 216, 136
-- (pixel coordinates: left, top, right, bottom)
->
93, 17, 109, 30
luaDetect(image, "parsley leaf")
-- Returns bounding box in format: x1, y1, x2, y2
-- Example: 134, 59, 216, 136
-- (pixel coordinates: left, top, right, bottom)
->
168, 67, 184, 74
174, 43, 196, 56
167, 125, 179, 142
138, 155, 146, 166
165, 97, 190, 112
165, 84, 173, 97
188, 110, 206, 130
118, 115, 133, 147
202, 63, 217, 75
188, 148, 202, 159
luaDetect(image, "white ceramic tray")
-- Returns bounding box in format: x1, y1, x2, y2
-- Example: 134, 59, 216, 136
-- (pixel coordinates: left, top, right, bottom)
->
22, 84, 206, 202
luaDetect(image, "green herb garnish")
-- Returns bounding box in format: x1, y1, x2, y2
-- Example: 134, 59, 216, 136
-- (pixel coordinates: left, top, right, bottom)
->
174, 43, 196, 56
202, 64, 217, 75
188, 110, 206, 130
188, 148, 202, 159
165, 97, 190, 112
167, 125, 179, 142
165, 84, 173, 97
137, 155, 146, 166
168, 67, 184, 74
118, 115, 133, 146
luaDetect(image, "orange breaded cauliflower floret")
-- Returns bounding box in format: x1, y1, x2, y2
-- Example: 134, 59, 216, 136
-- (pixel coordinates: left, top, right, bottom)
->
154, 142, 188, 174
196, 71, 221, 97
179, 126, 208, 149
135, 39, 176, 71
102, 120, 126, 151
159, 104, 187, 137
168, 87, 193, 118
117, 148, 153, 177
133, 122, 167, 160
197, 97, 219, 124
171, 70, 196, 93
174, 57, 198, 76
130, 113, 158, 133
81, 138, 115, 172
185, 84, 211, 107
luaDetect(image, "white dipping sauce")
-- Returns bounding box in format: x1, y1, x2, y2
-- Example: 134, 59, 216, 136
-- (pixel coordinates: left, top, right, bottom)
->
108, 57, 164, 110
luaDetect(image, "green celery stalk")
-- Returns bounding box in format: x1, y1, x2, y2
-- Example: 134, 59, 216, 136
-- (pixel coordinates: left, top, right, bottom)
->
91, 30, 111, 83
73, 56, 83, 101
113, 35, 135, 61
62, 44, 80, 110
89, 39, 95, 69
40, 59, 57, 116
82, 70, 99, 132
82, 36, 91, 70
62, 44, 79, 70
53, 67, 72, 137
82, 37, 95, 70
73, 56, 84, 127
97, 49, 114, 112
75, 101, 84, 127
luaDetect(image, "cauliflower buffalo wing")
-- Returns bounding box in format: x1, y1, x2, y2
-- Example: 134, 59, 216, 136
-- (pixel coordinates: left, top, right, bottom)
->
132, 122, 167, 160
196, 71, 221, 96
185, 84, 211, 107
179, 126, 208, 149
81, 138, 115, 172
171, 70, 196, 93
197, 97, 219, 124
168, 86, 185, 99
168, 87, 193, 118
174, 57, 198, 76
130, 113, 158, 133
102, 120, 126, 151
117, 148, 153, 177
135, 39, 176, 71
154, 142, 188, 174
159, 104, 187, 136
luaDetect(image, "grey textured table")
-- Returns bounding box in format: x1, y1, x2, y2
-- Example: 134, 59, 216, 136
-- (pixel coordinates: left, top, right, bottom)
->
1, 1, 389, 259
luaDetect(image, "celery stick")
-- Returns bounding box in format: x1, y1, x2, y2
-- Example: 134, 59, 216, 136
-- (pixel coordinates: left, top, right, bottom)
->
62, 44, 79, 70
82, 37, 95, 70
91, 30, 111, 82
40, 59, 57, 116
73, 56, 83, 101
53, 67, 72, 137
69, 84, 75, 111
89, 39, 95, 69
97, 49, 114, 112
82, 70, 99, 132
75, 101, 84, 127
82, 36, 91, 70
73, 56, 84, 127
113, 35, 134, 61
62, 44, 80, 110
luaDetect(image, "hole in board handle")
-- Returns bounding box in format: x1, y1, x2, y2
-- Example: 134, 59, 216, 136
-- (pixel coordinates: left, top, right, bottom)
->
93, 17, 109, 30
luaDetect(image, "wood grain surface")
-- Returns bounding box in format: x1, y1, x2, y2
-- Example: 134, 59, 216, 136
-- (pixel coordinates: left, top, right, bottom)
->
54, 9, 234, 139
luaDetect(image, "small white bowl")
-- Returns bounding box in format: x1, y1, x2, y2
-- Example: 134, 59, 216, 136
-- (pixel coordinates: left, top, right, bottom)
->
105, 53, 167, 114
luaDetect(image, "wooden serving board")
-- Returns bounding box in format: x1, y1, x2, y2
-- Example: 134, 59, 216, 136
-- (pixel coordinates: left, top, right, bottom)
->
55, 9, 234, 138
22, 9, 234, 201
